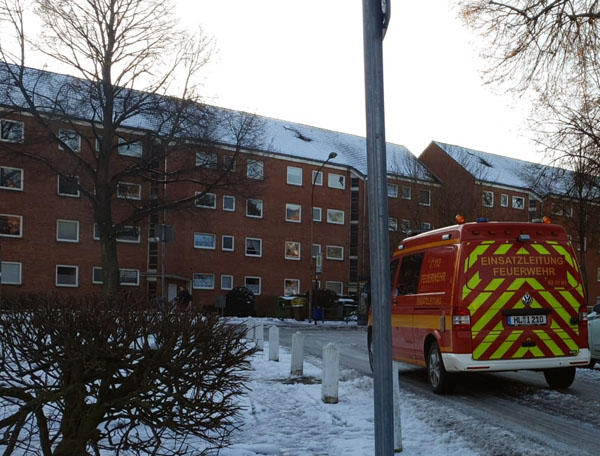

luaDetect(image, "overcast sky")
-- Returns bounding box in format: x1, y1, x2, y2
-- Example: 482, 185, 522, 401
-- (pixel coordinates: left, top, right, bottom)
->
180, 0, 541, 162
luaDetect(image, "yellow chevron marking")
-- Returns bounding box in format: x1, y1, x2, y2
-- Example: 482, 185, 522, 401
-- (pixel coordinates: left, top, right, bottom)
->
465, 271, 482, 294
551, 244, 574, 268
468, 291, 492, 315
526, 278, 544, 291
485, 278, 504, 291
531, 244, 551, 255
472, 292, 512, 333
558, 290, 581, 313
552, 322, 579, 351
516, 247, 529, 255
493, 244, 511, 255
466, 244, 493, 273
490, 330, 523, 359
507, 278, 526, 291
534, 329, 564, 356
473, 321, 504, 359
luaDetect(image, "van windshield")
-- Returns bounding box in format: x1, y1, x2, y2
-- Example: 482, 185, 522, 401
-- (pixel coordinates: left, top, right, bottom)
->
464, 240, 580, 291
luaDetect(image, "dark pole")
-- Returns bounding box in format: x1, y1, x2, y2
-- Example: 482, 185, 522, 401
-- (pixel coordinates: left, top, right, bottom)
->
362, 1, 394, 454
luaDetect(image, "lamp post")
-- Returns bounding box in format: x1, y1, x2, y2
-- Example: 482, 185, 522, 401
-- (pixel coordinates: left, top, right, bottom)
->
309, 151, 337, 322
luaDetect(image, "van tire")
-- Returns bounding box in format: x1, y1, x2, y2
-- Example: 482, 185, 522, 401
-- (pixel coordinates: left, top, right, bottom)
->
368, 329, 374, 372
427, 342, 452, 394
543, 367, 576, 388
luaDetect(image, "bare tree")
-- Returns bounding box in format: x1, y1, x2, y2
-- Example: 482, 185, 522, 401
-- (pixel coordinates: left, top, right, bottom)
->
0, 0, 266, 295
0, 294, 257, 455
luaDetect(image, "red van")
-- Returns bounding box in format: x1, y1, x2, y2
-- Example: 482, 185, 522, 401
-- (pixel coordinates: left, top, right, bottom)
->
368, 220, 590, 394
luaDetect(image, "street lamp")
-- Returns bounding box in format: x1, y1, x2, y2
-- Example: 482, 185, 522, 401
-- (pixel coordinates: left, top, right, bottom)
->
309, 151, 337, 322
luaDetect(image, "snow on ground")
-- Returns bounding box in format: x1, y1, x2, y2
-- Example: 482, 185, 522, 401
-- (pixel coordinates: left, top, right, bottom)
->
221, 322, 479, 456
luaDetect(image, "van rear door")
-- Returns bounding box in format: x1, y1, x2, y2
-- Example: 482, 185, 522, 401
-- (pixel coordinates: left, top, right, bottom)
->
462, 238, 585, 361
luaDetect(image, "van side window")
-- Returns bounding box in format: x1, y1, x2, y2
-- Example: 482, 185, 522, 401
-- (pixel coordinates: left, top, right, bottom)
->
396, 253, 424, 295
390, 259, 400, 295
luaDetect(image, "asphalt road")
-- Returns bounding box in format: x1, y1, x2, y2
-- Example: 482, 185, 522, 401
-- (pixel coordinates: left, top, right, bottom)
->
272, 323, 600, 456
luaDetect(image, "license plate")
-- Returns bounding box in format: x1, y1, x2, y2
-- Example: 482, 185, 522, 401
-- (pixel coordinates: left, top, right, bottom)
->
507, 315, 547, 326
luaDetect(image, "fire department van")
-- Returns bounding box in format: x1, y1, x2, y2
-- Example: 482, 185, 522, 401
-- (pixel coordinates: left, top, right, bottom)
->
368, 219, 590, 394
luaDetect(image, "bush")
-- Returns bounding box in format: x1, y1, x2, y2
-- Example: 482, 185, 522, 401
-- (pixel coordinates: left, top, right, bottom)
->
0, 293, 257, 456
224, 287, 255, 317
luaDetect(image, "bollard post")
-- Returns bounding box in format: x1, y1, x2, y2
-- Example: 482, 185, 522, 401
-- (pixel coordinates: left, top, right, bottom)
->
290, 331, 304, 376
393, 361, 403, 452
255, 321, 264, 351
246, 318, 255, 340
268, 326, 279, 362
322, 343, 339, 404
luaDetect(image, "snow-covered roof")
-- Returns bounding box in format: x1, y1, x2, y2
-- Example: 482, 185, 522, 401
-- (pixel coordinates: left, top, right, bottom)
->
0, 62, 436, 182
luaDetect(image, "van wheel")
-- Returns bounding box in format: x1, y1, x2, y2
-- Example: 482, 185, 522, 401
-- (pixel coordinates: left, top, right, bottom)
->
368, 329, 374, 372
544, 367, 576, 388
427, 342, 452, 394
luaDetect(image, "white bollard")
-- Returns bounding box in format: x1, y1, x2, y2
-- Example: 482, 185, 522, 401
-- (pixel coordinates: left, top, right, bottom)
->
268, 326, 279, 362
290, 331, 304, 376
246, 318, 255, 340
321, 343, 339, 404
255, 321, 264, 351
393, 361, 403, 452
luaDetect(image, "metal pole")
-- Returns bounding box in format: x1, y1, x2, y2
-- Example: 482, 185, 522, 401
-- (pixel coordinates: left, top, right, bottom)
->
362, 1, 395, 454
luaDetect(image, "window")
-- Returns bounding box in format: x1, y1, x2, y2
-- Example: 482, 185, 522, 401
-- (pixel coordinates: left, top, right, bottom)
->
196, 151, 218, 169
401, 220, 410, 233
57, 219, 79, 242
284, 279, 300, 296
326, 281, 343, 295
57, 175, 79, 197
396, 253, 424, 295
223, 195, 236, 211
287, 166, 303, 186
482, 191, 494, 207
285, 241, 301, 260
326, 245, 344, 261
116, 226, 140, 243
245, 237, 262, 257
223, 155, 236, 171
194, 233, 216, 249
312, 244, 321, 259
551, 203, 563, 216
195, 192, 217, 209
312, 207, 322, 222
597, 267, 600, 282
247, 159, 264, 180
56, 265, 78, 287
286, 203, 301, 222
117, 182, 142, 200
418, 189, 431, 206
0, 261, 22, 285
0, 166, 23, 191
222, 235, 234, 251
245, 276, 261, 295
421, 222, 432, 230
118, 138, 143, 157
512, 196, 525, 209
566, 207, 573, 217
387, 184, 398, 198
193, 273, 215, 289
402, 186, 411, 200
529, 199, 537, 210
221, 275, 233, 290
246, 199, 263, 218
500, 193, 509, 207
92, 268, 140, 286
58, 129, 81, 152
0, 214, 22, 238
327, 209, 344, 225
0, 119, 24, 143
312, 170, 323, 186
389, 217, 398, 232
328, 173, 345, 189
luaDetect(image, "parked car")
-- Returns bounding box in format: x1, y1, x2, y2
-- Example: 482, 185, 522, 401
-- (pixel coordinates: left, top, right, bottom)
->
588, 304, 600, 368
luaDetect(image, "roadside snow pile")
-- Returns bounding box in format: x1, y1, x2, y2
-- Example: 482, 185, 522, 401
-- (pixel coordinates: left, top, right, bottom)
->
222, 341, 479, 456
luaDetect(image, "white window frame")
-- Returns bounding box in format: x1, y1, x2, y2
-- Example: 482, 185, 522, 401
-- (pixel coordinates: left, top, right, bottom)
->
118, 138, 143, 157
193, 273, 215, 290
92, 267, 140, 286
116, 226, 141, 244
195, 151, 218, 169
0, 261, 22, 285
58, 129, 81, 152
597, 267, 600, 282
328, 173, 346, 189
418, 189, 431, 206
551, 203, 563, 216
221, 274, 234, 290
246, 198, 263, 218
195, 192, 217, 209
57, 174, 80, 197
500, 193, 509, 207
566, 207, 573, 218
402, 186, 411, 200
0, 119, 24, 143
325, 281, 343, 295
194, 233, 216, 250
312, 207, 322, 222
327, 209, 345, 225
56, 219, 80, 243
0, 214, 23, 238
117, 182, 142, 200
56, 265, 79, 287
222, 235, 235, 251
223, 155, 236, 171
247, 159, 264, 180
284, 278, 300, 296
512, 196, 525, 210
422, 222, 432, 230
326, 245, 344, 261
312, 170, 323, 186
482, 191, 494, 208
387, 183, 398, 198
245, 276, 261, 295
401, 220, 410, 233
287, 166, 303, 186
312, 244, 321, 259
284, 241, 301, 260
286, 203, 301, 223
389, 217, 398, 232
245, 237, 263, 257
0, 166, 23, 191
223, 195, 236, 212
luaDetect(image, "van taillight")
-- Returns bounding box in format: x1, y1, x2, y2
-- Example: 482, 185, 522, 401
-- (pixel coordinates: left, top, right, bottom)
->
452, 307, 471, 331
579, 306, 588, 327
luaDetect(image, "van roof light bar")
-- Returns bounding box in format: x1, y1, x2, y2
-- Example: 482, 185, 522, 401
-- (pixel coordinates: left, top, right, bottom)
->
518, 233, 531, 242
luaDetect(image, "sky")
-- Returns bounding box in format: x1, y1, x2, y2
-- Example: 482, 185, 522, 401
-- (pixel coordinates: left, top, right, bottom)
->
181, 0, 540, 163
